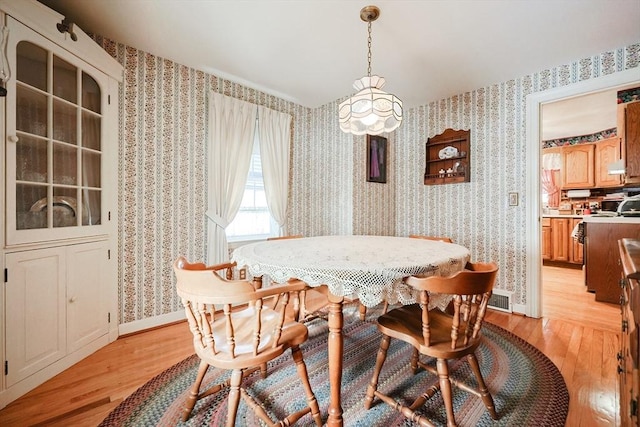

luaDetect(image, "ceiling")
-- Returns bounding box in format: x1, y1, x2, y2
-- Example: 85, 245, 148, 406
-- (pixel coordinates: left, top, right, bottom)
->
541, 89, 619, 141
37, 0, 640, 111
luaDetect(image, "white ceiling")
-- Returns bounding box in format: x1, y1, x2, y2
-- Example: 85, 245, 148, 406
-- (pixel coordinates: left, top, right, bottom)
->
541, 89, 618, 141
38, 0, 640, 111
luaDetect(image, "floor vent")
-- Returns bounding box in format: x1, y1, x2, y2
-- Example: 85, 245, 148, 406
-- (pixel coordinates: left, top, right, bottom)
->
488, 289, 513, 313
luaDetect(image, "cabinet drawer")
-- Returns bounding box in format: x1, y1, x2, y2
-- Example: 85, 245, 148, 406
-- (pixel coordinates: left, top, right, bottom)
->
542, 217, 551, 227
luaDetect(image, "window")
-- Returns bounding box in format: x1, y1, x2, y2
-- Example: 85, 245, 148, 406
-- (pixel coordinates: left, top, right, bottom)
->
226, 133, 278, 241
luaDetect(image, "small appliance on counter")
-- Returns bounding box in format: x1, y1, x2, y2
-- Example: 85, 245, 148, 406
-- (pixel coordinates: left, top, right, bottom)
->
618, 195, 640, 217
600, 198, 623, 214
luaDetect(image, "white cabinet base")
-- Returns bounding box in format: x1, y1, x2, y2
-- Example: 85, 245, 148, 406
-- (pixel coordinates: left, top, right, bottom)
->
0, 334, 108, 410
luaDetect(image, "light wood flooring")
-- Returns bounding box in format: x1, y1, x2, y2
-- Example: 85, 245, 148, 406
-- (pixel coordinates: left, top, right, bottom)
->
0, 265, 621, 426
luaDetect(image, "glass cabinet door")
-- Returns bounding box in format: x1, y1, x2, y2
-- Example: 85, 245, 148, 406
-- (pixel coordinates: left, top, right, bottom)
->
6, 18, 109, 245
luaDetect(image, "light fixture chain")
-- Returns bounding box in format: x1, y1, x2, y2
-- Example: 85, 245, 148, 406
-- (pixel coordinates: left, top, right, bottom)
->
367, 20, 372, 77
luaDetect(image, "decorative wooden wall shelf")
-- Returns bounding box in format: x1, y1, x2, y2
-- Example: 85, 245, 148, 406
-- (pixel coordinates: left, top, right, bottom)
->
424, 128, 471, 185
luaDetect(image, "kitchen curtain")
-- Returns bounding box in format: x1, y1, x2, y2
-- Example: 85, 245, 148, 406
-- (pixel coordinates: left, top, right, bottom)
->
206, 92, 292, 264
541, 170, 560, 208
206, 92, 256, 264
257, 105, 292, 235
541, 150, 561, 208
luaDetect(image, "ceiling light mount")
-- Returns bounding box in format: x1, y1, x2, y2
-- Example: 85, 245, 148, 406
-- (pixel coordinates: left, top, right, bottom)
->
360, 5, 380, 22
339, 5, 402, 136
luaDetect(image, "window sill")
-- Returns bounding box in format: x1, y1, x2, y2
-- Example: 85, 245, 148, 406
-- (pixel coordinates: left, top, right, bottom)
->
228, 238, 264, 250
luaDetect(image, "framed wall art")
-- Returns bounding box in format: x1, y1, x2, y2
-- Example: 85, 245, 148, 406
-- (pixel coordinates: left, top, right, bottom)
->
366, 134, 387, 183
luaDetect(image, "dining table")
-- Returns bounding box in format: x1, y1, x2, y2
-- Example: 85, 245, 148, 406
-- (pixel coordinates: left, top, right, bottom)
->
231, 235, 471, 426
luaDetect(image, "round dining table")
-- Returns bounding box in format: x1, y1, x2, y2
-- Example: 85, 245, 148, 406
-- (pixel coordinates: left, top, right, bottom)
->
231, 235, 471, 426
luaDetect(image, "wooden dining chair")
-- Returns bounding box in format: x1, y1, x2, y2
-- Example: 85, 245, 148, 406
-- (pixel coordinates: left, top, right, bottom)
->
173, 256, 323, 427
364, 261, 499, 427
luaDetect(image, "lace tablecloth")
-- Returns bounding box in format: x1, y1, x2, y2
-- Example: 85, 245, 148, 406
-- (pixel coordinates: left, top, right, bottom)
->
231, 235, 470, 309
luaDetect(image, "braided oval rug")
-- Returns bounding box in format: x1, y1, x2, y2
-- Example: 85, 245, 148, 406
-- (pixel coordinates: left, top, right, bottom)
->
100, 314, 568, 427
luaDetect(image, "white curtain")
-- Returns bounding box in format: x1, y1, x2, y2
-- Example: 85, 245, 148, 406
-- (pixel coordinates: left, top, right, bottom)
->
257, 106, 292, 235
206, 91, 257, 264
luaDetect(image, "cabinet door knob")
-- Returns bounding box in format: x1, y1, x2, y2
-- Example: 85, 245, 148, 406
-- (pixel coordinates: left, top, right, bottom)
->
7, 135, 18, 143
69, 296, 77, 303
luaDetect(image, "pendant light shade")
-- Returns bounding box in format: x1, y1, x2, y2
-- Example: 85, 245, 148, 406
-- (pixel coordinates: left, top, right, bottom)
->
339, 6, 403, 135
339, 75, 402, 135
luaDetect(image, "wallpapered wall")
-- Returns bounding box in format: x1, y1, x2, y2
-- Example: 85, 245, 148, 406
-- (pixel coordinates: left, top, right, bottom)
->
97, 33, 639, 324
388, 45, 639, 306
332, 43, 639, 307
96, 38, 317, 324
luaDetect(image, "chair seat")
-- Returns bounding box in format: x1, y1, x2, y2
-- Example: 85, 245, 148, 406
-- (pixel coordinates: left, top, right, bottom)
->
378, 304, 482, 359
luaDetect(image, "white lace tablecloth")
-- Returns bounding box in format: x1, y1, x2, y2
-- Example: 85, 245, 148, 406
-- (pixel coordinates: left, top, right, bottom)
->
231, 235, 470, 309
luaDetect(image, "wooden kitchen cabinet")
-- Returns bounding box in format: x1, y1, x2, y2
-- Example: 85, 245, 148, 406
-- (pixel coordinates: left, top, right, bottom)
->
562, 143, 595, 189
571, 218, 584, 264
595, 137, 623, 188
542, 218, 552, 260
542, 216, 583, 265
551, 218, 571, 262
619, 100, 640, 184
618, 238, 640, 426
585, 221, 640, 303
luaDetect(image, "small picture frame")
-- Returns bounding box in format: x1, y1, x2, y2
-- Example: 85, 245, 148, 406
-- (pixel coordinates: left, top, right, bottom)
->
366, 135, 387, 183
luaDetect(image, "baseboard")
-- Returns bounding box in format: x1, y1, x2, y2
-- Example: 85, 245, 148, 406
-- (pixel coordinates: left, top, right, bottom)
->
513, 303, 527, 315
118, 310, 186, 336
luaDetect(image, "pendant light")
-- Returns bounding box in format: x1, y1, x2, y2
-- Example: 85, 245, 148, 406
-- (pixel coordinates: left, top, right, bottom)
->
339, 5, 403, 135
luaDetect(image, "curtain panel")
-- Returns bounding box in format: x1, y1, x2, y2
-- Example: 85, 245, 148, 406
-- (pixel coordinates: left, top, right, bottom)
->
206, 92, 256, 264
257, 106, 292, 234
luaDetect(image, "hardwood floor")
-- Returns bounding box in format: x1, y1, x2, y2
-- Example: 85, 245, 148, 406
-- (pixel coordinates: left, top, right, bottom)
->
0, 266, 621, 426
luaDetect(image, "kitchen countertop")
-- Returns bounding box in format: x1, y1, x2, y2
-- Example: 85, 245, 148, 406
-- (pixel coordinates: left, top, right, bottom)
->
542, 214, 640, 223
582, 215, 640, 224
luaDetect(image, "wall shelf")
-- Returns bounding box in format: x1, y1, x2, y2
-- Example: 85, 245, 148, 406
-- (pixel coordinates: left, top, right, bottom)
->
424, 129, 471, 185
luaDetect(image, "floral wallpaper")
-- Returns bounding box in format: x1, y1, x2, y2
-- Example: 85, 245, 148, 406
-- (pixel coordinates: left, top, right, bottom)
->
542, 127, 617, 148
96, 31, 640, 324
95, 37, 313, 324
392, 44, 639, 306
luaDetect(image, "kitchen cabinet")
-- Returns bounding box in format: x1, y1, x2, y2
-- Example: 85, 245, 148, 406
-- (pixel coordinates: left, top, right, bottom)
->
547, 137, 621, 191
542, 216, 582, 265
571, 218, 583, 264
584, 220, 640, 303
424, 128, 470, 185
551, 218, 571, 262
542, 218, 552, 260
619, 100, 640, 184
0, 0, 121, 410
595, 137, 623, 188
562, 143, 594, 189
618, 238, 640, 426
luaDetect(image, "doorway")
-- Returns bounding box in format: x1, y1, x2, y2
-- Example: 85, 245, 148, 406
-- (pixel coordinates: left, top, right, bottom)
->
539, 90, 618, 319
525, 68, 640, 318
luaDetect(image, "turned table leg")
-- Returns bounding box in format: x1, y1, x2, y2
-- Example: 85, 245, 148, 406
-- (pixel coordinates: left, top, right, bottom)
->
326, 292, 344, 427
